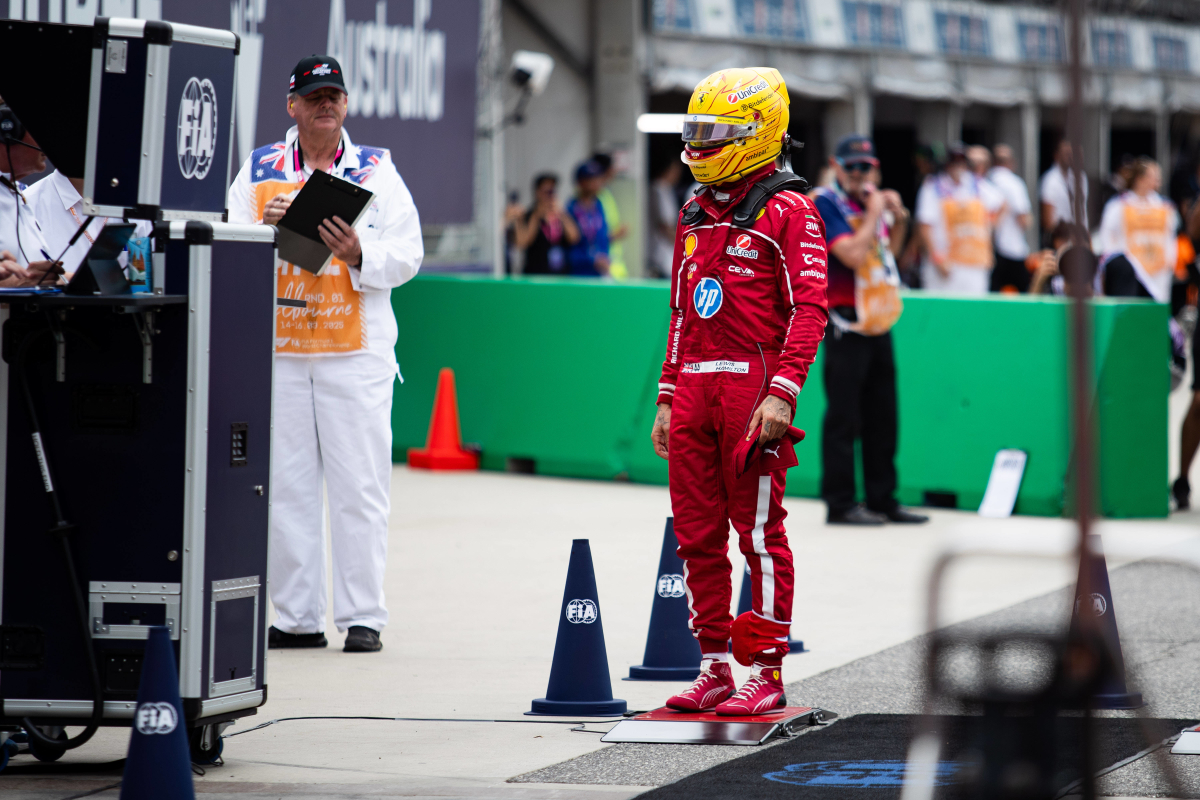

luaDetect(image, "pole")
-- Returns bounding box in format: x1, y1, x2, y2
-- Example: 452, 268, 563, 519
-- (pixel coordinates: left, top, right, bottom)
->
484, 0, 506, 279
1065, 2, 1099, 797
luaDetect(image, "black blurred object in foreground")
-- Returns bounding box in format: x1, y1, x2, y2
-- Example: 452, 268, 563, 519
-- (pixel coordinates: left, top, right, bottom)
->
0, 20, 92, 178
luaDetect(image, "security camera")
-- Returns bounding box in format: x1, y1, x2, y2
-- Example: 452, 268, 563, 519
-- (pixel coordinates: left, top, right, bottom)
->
510, 50, 554, 96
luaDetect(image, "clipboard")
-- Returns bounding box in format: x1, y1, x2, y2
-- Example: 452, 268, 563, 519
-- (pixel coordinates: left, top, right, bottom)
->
276, 169, 374, 275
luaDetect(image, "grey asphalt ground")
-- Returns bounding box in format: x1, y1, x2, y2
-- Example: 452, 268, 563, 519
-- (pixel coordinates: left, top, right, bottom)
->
512, 560, 1200, 796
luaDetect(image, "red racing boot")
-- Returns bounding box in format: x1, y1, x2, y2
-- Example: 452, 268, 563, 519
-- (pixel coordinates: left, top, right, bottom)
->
665, 659, 737, 712
715, 664, 787, 716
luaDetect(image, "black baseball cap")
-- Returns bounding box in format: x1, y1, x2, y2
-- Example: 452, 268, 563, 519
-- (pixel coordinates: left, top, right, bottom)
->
289, 55, 347, 96
835, 134, 878, 166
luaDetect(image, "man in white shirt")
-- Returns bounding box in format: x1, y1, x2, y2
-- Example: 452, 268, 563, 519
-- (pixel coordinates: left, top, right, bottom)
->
1040, 139, 1089, 233
227, 56, 423, 654
0, 99, 62, 286
916, 144, 1005, 294
988, 144, 1033, 292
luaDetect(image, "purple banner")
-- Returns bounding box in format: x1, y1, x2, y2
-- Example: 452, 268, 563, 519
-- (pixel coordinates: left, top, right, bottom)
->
163, 0, 480, 224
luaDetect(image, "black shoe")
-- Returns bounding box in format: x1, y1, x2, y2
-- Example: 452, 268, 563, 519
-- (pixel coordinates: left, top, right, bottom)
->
343, 626, 382, 652
826, 504, 886, 525
268, 626, 327, 649
880, 506, 930, 524
1174, 476, 1191, 511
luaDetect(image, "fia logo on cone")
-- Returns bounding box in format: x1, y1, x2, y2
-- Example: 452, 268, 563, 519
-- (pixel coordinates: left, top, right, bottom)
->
135, 702, 178, 735
565, 599, 597, 624
657, 574, 685, 598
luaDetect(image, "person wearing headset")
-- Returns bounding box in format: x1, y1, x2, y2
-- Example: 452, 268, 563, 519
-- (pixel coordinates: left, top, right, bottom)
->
0, 99, 64, 287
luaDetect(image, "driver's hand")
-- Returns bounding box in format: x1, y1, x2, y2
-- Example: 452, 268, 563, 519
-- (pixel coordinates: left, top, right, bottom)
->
651, 403, 671, 460
749, 396, 793, 446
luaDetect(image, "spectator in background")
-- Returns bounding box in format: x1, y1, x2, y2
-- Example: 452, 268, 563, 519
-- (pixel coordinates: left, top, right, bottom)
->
503, 190, 524, 274
593, 153, 629, 279
513, 173, 579, 275
916, 143, 1004, 294
812, 134, 926, 526
1101, 154, 1136, 214
648, 159, 682, 279
914, 143, 941, 184
988, 144, 1034, 293
898, 143, 943, 285
1040, 138, 1089, 234
966, 145, 991, 179
567, 160, 611, 277
1029, 222, 1085, 295
1097, 157, 1178, 304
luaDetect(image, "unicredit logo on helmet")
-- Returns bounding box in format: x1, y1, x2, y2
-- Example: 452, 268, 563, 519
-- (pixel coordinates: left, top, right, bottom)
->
693, 277, 723, 318
725, 80, 768, 104
725, 233, 759, 259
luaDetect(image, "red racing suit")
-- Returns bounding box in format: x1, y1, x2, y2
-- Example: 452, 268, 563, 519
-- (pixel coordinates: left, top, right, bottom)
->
658, 166, 829, 663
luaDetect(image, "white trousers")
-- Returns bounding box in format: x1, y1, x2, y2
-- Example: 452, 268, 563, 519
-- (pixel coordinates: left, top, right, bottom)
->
270, 354, 396, 634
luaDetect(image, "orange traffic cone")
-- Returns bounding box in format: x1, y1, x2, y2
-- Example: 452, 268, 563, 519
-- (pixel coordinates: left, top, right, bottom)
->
407, 368, 480, 470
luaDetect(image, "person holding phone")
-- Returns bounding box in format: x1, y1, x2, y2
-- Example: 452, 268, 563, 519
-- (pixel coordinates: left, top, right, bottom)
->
812, 135, 927, 526
513, 173, 580, 275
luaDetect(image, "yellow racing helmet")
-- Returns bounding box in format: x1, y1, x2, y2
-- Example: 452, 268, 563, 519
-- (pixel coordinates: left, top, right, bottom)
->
680, 67, 790, 185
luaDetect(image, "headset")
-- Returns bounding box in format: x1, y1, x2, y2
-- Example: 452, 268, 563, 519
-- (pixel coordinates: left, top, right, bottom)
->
0, 104, 42, 152
0, 102, 43, 268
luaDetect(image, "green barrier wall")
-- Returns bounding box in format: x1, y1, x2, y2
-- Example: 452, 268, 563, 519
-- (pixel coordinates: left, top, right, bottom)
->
391, 276, 1168, 518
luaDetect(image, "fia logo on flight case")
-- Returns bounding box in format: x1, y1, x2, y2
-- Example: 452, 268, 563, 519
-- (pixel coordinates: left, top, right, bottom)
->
693, 277, 723, 318
178, 77, 218, 180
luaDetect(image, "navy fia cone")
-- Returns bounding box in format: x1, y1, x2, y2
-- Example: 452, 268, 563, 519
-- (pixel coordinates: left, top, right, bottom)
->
120, 626, 194, 800
1068, 535, 1143, 709
737, 559, 806, 653
627, 518, 701, 680
529, 539, 627, 716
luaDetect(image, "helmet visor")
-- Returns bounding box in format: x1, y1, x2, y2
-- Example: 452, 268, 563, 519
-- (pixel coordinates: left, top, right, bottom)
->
681, 114, 756, 144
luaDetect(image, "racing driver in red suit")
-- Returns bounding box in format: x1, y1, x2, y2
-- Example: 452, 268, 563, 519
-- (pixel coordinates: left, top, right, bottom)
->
650, 68, 829, 715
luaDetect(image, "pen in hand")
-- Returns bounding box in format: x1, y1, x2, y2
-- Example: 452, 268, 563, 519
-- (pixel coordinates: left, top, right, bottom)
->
36, 248, 63, 286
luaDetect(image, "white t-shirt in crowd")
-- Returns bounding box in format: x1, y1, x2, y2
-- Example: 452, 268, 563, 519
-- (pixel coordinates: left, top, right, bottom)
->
988, 165, 1032, 260
1039, 165, 1088, 227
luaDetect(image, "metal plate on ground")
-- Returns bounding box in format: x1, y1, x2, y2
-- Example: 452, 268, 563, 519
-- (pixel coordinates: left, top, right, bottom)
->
1172, 727, 1200, 754
601, 706, 835, 745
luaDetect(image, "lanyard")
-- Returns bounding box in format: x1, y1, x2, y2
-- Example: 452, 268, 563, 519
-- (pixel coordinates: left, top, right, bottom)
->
294, 139, 345, 177
68, 206, 96, 244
